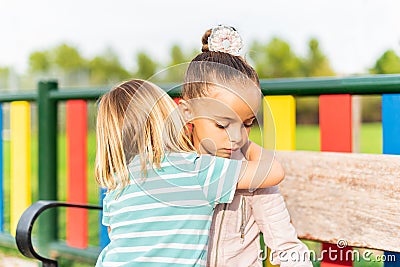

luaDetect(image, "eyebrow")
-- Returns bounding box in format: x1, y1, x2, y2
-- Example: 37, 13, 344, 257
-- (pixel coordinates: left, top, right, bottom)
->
213, 115, 256, 121
213, 115, 234, 121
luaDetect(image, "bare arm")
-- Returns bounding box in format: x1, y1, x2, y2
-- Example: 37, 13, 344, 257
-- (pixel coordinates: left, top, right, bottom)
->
236, 141, 285, 189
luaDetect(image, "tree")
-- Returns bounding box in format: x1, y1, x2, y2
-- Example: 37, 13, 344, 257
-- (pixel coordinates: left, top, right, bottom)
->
363, 50, 400, 124
0, 66, 10, 89
170, 44, 186, 66
134, 51, 158, 79
53, 44, 86, 72
249, 38, 303, 78
29, 51, 51, 73
88, 48, 130, 85
295, 39, 336, 124
162, 44, 193, 82
370, 49, 400, 74
249, 37, 335, 124
302, 38, 335, 77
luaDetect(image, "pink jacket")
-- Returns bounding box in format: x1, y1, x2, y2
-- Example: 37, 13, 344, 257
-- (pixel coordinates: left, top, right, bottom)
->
207, 186, 312, 267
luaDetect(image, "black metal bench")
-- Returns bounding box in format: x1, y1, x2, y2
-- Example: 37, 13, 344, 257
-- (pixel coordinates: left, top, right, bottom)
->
15, 200, 102, 267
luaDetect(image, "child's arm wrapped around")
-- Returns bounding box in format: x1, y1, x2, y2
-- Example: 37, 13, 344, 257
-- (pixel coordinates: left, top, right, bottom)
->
241, 141, 313, 266
252, 186, 313, 267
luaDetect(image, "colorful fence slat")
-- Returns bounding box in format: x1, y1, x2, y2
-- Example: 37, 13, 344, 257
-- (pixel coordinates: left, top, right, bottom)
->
382, 94, 400, 267
319, 95, 352, 153
319, 94, 352, 267
10, 101, 31, 235
99, 187, 110, 249
264, 95, 296, 267
264, 96, 296, 151
66, 100, 88, 248
0, 104, 3, 232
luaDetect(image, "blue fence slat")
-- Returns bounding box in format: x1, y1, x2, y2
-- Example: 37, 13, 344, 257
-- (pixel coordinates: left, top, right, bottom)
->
382, 94, 400, 154
382, 94, 400, 267
99, 187, 110, 250
0, 103, 3, 232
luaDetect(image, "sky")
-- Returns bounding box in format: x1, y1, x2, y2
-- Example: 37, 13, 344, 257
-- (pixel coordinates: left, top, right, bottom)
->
1, 0, 400, 75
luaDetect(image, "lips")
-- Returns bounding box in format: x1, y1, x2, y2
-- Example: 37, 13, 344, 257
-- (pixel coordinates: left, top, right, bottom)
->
222, 148, 239, 153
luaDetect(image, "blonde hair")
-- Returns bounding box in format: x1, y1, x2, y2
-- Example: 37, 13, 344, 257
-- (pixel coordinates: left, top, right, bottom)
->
95, 79, 194, 191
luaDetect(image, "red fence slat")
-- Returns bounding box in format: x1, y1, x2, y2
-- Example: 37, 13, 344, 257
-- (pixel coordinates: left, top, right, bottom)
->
319, 94, 353, 267
66, 100, 88, 248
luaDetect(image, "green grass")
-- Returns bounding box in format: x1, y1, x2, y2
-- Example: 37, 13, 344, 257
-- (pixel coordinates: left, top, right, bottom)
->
359, 123, 382, 154
295, 124, 320, 151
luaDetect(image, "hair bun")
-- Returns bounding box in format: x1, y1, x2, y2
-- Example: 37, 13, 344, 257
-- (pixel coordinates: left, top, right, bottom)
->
201, 29, 212, 52
201, 25, 243, 56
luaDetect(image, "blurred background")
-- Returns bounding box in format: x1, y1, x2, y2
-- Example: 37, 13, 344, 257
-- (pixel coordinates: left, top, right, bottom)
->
1, 0, 399, 265
1, 0, 399, 124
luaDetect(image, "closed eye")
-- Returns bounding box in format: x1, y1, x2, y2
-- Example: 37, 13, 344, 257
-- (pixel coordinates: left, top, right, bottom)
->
243, 121, 255, 128
216, 123, 228, 129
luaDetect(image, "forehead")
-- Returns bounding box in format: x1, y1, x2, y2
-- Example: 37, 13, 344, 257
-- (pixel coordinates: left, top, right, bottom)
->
191, 84, 261, 120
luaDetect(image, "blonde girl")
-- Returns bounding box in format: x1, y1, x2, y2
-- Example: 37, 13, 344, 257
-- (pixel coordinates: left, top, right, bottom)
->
95, 79, 285, 266
181, 25, 312, 266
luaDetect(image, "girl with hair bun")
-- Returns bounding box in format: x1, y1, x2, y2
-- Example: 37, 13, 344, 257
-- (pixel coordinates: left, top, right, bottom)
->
181, 25, 312, 267
95, 79, 286, 266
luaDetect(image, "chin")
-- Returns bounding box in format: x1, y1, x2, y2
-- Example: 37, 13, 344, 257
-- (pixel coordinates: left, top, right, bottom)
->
216, 152, 231, 159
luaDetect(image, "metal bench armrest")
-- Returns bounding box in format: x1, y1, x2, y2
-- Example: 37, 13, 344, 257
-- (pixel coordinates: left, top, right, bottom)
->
15, 200, 102, 267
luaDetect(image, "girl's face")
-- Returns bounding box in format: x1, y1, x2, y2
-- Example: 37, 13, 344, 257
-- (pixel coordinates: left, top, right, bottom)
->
188, 84, 261, 158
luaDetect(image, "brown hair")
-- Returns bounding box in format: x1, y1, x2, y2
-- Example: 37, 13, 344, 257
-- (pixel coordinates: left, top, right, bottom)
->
182, 28, 260, 99
95, 79, 194, 191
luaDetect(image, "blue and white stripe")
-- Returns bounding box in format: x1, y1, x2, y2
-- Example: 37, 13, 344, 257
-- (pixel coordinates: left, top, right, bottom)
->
96, 152, 241, 267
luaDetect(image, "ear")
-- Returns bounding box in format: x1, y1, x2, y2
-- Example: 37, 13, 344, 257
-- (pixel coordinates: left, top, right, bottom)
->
178, 99, 194, 122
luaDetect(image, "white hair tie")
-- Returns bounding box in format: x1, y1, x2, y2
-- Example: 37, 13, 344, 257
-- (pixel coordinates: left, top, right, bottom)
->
208, 25, 244, 56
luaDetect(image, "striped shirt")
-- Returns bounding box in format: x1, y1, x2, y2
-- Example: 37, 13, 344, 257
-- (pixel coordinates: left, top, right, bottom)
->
96, 152, 242, 267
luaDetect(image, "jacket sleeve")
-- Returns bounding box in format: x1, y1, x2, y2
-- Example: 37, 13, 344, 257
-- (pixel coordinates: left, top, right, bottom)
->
252, 186, 313, 267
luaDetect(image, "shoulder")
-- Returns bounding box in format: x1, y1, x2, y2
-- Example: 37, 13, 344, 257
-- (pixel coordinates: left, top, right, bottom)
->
162, 151, 200, 166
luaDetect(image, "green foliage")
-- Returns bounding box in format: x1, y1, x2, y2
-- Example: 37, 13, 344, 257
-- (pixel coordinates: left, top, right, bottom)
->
370, 49, 400, 74
364, 50, 400, 123
249, 37, 334, 79
134, 51, 158, 79
162, 44, 194, 82
249, 37, 335, 124
88, 48, 131, 85
170, 44, 186, 66
302, 38, 335, 77
27, 44, 133, 86
14, 37, 388, 124
0, 66, 10, 88
266, 37, 303, 77
29, 51, 51, 73
250, 38, 303, 78
53, 44, 87, 72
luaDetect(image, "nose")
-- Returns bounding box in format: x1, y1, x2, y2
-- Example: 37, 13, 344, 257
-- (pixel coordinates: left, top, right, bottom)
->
228, 126, 246, 147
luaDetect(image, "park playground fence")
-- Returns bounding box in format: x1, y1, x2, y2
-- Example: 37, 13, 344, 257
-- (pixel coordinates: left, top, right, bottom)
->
0, 75, 399, 266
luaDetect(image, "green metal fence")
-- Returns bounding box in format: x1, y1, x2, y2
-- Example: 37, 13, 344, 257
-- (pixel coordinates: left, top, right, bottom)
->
0, 74, 399, 264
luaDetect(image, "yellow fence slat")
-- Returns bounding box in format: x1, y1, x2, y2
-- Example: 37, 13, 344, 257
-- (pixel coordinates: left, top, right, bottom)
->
263, 96, 296, 151
10, 101, 31, 235
263, 96, 296, 267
